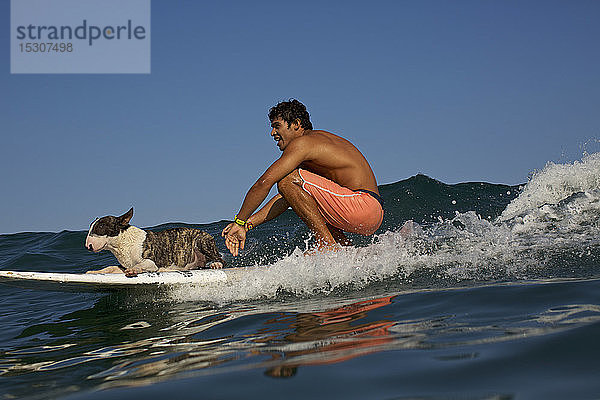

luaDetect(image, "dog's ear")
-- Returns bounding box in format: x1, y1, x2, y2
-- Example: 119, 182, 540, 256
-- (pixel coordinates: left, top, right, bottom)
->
118, 207, 134, 227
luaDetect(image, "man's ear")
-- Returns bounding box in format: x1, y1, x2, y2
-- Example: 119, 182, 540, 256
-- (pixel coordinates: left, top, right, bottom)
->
292, 119, 301, 130
118, 207, 134, 226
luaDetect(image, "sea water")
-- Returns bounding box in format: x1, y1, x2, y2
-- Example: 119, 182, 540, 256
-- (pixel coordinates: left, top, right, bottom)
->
1, 154, 600, 399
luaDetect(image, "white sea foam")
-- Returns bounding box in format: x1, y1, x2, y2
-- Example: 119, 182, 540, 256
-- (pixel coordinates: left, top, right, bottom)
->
499, 152, 600, 222
169, 214, 520, 304
170, 153, 600, 304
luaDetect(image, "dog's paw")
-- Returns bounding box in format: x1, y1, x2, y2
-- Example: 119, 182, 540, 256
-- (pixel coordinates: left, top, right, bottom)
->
124, 268, 140, 278
208, 262, 223, 269
86, 266, 123, 274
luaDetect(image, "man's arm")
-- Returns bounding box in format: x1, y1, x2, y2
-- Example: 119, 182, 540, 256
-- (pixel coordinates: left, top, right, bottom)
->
248, 194, 289, 227
222, 138, 310, 256
235, 138, 309, 221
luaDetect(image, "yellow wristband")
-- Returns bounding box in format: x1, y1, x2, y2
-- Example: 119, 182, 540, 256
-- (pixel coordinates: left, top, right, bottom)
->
234, 215, 254, 230
234, 215, 246, 227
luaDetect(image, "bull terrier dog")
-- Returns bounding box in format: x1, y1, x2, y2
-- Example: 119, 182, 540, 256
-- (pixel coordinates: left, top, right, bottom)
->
85, 208, 225, 276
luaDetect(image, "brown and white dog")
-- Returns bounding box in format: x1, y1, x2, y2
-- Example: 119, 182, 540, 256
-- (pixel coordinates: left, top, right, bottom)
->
85, 208, 225, 276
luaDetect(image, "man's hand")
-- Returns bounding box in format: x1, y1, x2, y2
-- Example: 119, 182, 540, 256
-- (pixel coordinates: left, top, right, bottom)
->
221, 223, 247, 256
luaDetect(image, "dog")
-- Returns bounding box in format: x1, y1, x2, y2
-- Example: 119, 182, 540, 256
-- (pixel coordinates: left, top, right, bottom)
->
85, 208, 225, 276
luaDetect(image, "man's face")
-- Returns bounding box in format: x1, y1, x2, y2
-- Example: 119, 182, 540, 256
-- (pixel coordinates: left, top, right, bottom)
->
270, 118, 296, 151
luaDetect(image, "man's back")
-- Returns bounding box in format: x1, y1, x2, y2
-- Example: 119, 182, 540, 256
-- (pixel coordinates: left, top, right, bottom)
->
295, 130, 379, 194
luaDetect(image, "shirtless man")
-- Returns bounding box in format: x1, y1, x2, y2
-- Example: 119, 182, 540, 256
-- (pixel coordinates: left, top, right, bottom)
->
221, 99, 384, 256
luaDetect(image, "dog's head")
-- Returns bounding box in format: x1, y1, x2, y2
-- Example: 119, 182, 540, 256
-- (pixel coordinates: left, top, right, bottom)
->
85, 208, 134, 252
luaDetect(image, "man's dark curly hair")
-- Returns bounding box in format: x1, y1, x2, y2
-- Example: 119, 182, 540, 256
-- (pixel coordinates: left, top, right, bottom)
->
268, 99, 313, 130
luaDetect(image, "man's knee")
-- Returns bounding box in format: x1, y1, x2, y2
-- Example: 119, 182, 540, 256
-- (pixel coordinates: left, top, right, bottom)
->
277, 169, 302, 194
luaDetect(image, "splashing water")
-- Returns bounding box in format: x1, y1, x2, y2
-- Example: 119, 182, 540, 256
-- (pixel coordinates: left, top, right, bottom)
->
167, 153, 600, 304
500, 152, 600, 223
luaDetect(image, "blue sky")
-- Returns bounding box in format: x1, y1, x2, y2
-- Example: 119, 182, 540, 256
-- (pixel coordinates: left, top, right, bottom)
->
2, 0, 599, 234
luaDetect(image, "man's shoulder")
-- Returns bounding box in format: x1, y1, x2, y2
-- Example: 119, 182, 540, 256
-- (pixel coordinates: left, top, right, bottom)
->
302, 130, 339, 143
306, 129, 334, 136
288, 132, 317, 146
285, 130, 339, 154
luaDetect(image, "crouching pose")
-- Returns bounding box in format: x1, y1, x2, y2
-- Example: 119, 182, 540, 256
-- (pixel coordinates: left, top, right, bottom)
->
222, 99, 384, 256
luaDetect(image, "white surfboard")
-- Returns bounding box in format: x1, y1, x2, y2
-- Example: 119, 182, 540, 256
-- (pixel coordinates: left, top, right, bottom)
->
0, 267, 264, 293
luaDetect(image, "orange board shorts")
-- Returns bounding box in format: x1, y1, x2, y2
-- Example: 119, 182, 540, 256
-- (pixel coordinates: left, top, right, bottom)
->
298, 169, 384, 235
